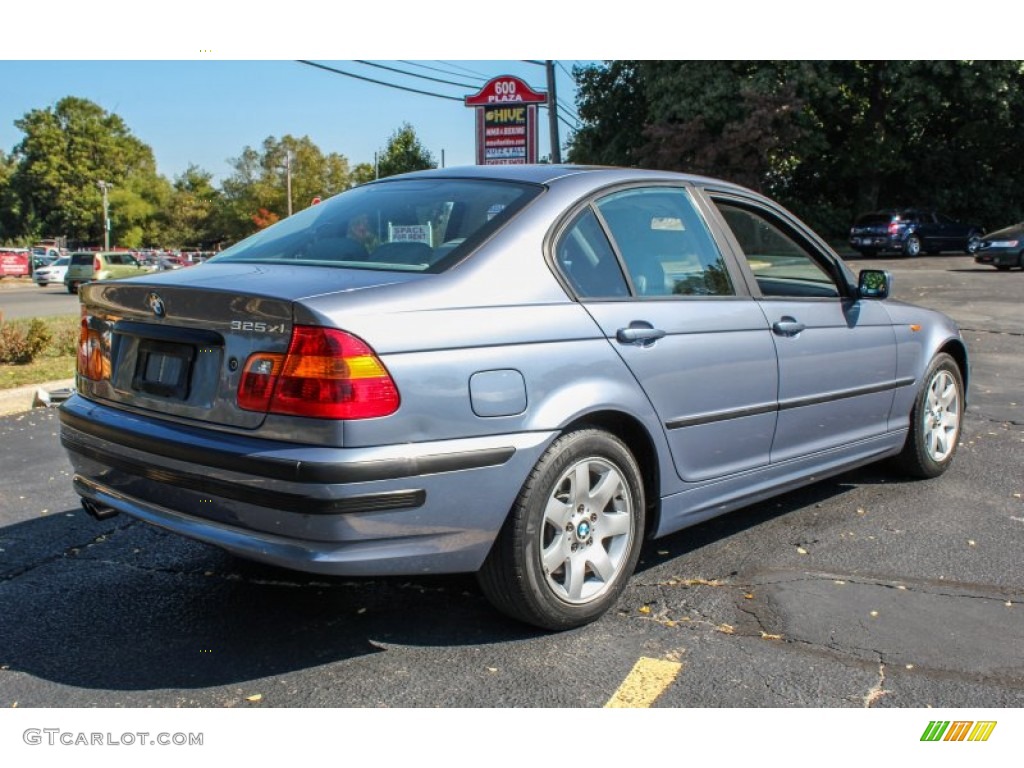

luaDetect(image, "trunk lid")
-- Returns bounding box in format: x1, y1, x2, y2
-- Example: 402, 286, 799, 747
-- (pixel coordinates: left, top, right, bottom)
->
77, 262, 423, 429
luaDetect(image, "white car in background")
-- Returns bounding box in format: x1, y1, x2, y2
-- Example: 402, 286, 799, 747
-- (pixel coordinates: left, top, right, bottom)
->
34, 255, 70, 287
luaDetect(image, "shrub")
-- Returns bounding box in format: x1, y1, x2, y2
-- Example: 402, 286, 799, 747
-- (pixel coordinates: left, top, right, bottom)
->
0, 314, 53, 364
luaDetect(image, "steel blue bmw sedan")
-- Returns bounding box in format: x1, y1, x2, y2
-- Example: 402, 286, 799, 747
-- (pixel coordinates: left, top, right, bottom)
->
61, 165, 967, 629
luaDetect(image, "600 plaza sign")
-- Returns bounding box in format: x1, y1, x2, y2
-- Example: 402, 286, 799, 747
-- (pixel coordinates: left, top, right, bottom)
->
465, 76, 547, 165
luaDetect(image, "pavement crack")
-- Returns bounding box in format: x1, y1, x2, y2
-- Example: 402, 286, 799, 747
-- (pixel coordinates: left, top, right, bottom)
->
969, 413, 1024, 427
863, 658, 888, 708
0, 520, 138, 583
960, 326, 1024, 338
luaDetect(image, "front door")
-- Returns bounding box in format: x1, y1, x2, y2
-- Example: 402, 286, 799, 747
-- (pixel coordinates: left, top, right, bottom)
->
707, 197, 898, 463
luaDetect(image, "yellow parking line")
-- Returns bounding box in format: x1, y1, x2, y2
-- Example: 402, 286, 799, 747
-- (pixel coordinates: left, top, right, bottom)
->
604, 657, 683, 708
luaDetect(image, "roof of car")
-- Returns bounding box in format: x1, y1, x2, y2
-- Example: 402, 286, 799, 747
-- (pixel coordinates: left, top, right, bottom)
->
385, 164, 750, 193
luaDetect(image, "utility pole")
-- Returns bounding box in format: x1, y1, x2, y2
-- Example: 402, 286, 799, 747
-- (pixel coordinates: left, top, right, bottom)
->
545, 60, 561, 163
284, 151, 293, 217
97, 180, 112, 250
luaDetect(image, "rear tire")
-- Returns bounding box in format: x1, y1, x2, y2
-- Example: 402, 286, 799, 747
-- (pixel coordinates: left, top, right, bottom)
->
896, 353, 964, 479
904, 235, 922, 257
966, 232, 982, 254
478, 428, 645, 630
66, 282, 77, 294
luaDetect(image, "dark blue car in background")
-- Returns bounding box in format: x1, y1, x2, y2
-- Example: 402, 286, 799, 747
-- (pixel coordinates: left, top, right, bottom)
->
850, 209, 983, 257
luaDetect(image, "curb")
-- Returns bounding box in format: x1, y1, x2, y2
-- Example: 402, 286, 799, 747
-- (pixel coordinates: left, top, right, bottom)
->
0, 378, 75, 417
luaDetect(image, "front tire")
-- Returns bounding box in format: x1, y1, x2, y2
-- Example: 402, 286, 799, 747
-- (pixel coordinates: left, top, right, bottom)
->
896, 353, 964, 478
478, 428, 645, 630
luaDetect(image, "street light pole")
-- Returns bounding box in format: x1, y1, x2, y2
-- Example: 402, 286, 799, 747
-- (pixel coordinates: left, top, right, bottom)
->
97, 180, 112, 250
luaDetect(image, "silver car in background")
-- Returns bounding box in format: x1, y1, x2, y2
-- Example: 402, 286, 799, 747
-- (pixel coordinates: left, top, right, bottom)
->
60, 166, 967, 629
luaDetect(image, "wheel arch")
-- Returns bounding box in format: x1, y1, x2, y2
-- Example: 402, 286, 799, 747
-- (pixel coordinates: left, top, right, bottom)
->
937, 337, 969, 402
560, 409, 662, 540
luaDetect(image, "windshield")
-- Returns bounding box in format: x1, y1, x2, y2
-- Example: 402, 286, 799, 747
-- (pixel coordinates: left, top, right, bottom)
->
212, 178, 542, 273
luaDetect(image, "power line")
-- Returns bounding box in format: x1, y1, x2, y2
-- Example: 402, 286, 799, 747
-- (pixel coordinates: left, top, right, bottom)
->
399, 60, 488, 82
296, 60, 464, 102
557, 112, 577, 131
557, 98, 580, 123
354, 60, 477, 90
437, 60, 492, 79
556, 60, 575, 80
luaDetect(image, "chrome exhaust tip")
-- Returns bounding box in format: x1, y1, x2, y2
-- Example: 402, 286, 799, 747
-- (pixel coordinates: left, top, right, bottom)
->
81, 498, 119, 521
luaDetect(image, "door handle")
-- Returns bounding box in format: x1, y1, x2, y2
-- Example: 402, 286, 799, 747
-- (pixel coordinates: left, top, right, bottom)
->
772, 317, 805, 336
616, 322, 666, 345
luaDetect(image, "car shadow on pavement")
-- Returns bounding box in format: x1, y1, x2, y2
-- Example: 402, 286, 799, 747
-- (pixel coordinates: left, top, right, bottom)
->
635, 462, 899, 573
0, 508, 538, 692
0, 464, 903, 693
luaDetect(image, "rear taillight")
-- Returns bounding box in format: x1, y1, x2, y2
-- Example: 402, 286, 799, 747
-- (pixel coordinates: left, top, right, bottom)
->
93, 256, 101, 272
237, 326, 400, 419
77, 309, 109, 381
887, 221, 900, 235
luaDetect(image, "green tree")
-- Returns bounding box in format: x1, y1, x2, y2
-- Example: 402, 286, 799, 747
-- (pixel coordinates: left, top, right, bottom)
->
220, 134, 352, 242
567, 61, 648, 167
351, 162, 376, 186
6, 96, 165, 246
0, 150, 21, 244
375, 123, 436, 179
569, 61, 1024, 237
160, 165, 222, 248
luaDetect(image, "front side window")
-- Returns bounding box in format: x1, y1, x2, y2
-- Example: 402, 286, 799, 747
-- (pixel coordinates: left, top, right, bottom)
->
212, 179, 542, 273
596, 187, 734, 297
714, 202, 840, 298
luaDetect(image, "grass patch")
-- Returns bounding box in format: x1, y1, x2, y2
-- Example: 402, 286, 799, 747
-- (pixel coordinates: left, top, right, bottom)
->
0, 314, 78, 390
0, 355, 75, 389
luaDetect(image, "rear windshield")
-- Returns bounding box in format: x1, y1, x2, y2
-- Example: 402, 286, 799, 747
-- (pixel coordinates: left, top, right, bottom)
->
70, 253, 94, 266
211, 178, 542, 273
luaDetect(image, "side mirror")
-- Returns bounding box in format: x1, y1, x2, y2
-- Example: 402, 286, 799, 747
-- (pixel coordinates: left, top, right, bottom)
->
858, 269, 891, 299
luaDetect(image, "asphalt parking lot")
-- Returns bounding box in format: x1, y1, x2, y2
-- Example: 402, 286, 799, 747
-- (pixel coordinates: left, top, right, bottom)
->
0, 254, 1020, 707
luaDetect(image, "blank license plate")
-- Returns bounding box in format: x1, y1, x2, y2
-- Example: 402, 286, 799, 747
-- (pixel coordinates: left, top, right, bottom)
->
132, 340, 195, 400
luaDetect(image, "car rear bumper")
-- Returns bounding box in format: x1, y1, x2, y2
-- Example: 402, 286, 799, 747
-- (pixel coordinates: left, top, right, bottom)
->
849, 235, 901, 252
60, 394, 554, 575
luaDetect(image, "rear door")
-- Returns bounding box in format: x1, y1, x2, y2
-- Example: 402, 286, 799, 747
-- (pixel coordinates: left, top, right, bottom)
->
706, 193, 898, 463
554, 185, 779, 483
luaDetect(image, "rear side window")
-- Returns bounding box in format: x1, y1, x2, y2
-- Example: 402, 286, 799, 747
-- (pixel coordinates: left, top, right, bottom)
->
212, 179, 542, 273
556, 209, 629, 298
596, 187, 734, 297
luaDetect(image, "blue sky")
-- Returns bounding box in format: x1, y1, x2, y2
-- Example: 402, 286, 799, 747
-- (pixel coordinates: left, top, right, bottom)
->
0, 60, 586, 183
0, 1, 1001, 186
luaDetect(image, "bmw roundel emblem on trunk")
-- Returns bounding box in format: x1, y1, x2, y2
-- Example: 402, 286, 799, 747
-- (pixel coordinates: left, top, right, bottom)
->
147, 292, 165, 318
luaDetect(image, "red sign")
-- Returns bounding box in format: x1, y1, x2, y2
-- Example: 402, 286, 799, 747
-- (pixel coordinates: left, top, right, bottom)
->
466, 76, 547, 165
1, 250, 30, 277
310, 196, 321, 206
